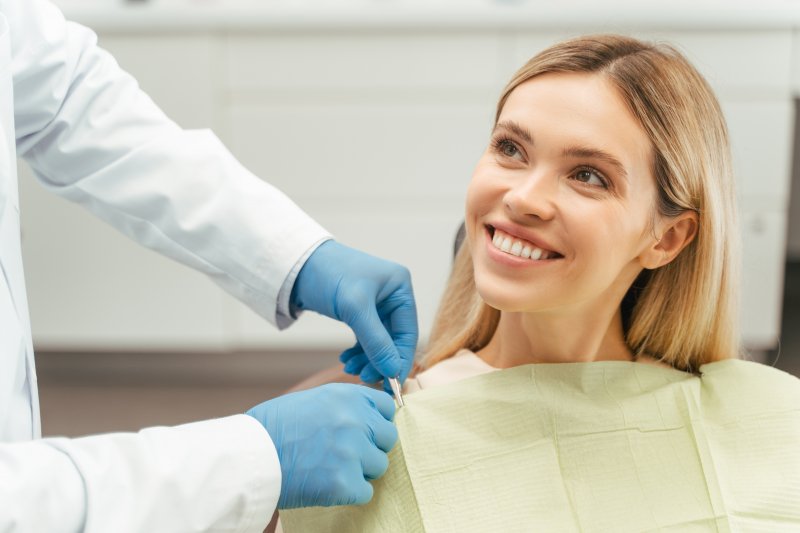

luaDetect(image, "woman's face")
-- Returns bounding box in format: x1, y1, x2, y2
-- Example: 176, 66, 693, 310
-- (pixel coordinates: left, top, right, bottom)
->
466, 71, 660, 316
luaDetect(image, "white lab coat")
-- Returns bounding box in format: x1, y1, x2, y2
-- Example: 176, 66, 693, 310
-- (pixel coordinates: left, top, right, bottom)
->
0, 0, 331, 530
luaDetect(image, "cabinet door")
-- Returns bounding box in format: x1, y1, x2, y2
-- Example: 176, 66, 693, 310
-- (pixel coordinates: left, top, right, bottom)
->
740, 210, 787, 350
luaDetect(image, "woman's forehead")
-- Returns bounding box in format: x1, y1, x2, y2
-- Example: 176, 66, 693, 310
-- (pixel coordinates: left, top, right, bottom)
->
499, 72, 652, 166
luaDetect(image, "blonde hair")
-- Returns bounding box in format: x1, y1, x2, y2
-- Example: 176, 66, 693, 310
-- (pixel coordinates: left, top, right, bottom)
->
420, 35, 740, 373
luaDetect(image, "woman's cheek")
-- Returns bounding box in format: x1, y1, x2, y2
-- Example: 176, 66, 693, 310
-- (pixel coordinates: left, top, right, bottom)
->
466, 174, 500, 215
464, 181, 487, 231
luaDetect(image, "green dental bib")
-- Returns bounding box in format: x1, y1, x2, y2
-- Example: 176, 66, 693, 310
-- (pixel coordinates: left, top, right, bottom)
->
281, 359, 800, 532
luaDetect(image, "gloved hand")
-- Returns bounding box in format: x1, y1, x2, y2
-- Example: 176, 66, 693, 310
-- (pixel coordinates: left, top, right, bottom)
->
291, 240, 418, 386
246, 384, 398, 509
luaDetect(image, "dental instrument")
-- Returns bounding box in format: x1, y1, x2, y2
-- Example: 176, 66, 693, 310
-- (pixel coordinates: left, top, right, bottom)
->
389, 377, 405, 408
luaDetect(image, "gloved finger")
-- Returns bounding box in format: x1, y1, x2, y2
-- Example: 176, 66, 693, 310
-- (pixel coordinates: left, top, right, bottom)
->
383, 293, 419, 383
344, 354, 368, 376
368, 413, 399, 453
359, 363, 384, 384
327, 463, 374, 507
347, 306, 402, 380
361, 444, 390, 480
348, 479, 374, 506
361, 387, 396, 421
339, 342, 362, 364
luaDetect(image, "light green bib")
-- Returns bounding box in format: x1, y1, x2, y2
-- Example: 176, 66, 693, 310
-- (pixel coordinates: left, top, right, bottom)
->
281, 359, 800, 532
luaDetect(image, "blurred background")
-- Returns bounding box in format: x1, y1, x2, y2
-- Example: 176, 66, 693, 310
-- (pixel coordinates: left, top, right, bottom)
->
20, 0, 800, 437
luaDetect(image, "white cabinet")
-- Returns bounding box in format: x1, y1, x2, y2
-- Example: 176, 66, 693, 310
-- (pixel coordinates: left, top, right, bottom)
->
643, 30, 793, 94
221, 33, 502, 348
224, 34, 509, 92
20, 23, 796, 352
741, 210, 787, 349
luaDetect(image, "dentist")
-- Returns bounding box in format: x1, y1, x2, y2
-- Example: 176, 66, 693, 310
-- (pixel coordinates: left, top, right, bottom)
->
0, 0, 417, 531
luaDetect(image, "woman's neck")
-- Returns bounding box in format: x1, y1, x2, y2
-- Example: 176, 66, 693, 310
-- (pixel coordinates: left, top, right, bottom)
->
476, 307, 633, 368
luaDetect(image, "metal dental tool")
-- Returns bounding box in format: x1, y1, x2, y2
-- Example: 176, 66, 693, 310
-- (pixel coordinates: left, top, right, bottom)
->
388, 376, 405, 408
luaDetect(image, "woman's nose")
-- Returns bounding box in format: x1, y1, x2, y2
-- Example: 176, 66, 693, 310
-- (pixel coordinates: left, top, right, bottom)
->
503, 171, 557, 221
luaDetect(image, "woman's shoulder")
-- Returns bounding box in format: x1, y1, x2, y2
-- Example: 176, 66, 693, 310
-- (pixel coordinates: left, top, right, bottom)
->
700, 357, 799, 387
636, 353, 677, 370
698, 358, 800, 416
405, 350, 497, 393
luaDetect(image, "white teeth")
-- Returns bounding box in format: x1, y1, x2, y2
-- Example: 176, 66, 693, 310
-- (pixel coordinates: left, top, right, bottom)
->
490, 228, 557, 261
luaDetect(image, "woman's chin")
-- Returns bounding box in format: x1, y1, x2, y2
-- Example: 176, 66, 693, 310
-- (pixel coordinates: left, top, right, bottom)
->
475, 286, 544, 314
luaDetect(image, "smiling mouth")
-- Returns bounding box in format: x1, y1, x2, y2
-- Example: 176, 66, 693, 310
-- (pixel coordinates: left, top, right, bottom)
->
487, 225, 564, 261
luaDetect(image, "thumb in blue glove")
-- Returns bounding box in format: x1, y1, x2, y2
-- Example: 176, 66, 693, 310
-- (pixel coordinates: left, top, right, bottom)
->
246, 383, 398, 509
291, 240, 418, 386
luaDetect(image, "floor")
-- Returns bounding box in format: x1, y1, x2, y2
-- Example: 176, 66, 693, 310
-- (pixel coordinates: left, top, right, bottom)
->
37, 262, 800, 437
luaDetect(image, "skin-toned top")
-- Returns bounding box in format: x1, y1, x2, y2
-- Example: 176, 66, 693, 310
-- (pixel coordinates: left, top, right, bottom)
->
404, 349, 673, 394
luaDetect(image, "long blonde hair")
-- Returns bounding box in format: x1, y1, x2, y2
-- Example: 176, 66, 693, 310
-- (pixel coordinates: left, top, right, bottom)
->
421, 35, 740, 373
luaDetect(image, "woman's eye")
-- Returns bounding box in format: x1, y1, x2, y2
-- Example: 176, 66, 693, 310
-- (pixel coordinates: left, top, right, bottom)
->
573, 167, 607, 188
492, 138, 524, 161
500, 140, 519, 157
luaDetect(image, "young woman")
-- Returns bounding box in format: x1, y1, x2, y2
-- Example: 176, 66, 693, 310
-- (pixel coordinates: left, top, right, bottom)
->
277, 34, 799, 532
406, 32, 737, 389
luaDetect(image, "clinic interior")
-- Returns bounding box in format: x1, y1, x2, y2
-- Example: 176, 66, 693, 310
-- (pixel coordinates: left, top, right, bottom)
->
18, 2, 800, 437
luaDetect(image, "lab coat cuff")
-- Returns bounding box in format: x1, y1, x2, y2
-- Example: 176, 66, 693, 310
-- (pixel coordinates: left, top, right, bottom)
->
43, 414, 282, 532
6, 439, 89, 532
230, 414, 283, 530
275, 236, 333, 330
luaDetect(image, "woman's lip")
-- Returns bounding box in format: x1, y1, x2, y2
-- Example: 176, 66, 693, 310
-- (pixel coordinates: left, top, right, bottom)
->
486, 223, 562, 258
484, 226, 562, 267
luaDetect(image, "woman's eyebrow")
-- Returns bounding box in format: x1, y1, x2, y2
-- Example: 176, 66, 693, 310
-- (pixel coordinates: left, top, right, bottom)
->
493, 120, 533, 144
494, 121, 629, 182
562, 146, 629, 182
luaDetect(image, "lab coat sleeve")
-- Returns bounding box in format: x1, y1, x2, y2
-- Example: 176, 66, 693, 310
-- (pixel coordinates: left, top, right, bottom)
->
8, 0, 331, 327
0, 414, 280, 532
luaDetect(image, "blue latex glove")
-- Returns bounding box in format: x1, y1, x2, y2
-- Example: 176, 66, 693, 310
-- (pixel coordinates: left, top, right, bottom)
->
291, 240, 418, 386
246, 384, 398, 509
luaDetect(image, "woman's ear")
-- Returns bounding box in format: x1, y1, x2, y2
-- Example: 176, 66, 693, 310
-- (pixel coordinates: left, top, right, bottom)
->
640, 211, 698, 269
